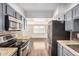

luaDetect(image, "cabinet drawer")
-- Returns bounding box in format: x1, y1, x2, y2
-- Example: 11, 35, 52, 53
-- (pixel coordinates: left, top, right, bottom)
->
63, 47, 75, 56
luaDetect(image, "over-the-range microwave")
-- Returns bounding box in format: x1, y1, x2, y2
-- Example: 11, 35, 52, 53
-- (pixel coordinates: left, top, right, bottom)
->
5, 15, 22, 31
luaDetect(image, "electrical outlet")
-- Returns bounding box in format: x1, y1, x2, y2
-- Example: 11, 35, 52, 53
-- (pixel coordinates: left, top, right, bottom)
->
77, 33, 79, 38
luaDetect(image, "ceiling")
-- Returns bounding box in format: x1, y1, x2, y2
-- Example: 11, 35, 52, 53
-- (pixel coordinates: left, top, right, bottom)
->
17, 3, 76, 18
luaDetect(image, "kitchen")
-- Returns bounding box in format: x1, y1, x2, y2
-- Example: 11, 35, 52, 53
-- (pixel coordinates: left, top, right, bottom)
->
0, 3, 79, 56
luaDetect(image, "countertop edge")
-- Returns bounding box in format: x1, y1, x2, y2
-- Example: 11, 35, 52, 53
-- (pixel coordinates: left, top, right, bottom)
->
57, 40, 79, 56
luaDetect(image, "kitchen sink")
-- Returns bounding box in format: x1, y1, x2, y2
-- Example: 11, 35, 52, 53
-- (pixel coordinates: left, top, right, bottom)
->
67, 45, 79, 53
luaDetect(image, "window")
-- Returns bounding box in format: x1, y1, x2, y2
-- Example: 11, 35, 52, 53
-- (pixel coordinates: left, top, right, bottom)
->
33, 26, 46, 33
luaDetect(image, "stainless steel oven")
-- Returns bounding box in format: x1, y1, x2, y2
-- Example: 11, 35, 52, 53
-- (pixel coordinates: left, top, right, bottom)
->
5, 15, 19, 31
20, 40, 32, 56
0, 35, 32, 56
20, 44, 28, 56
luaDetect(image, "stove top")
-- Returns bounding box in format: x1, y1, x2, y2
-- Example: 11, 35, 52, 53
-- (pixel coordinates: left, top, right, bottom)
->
10, 41, 27, 48
0, 39, 28, 48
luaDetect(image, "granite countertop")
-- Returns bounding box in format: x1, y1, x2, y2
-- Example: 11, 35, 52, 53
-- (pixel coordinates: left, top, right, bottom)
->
16, 35, 32, 40
57, 40, 79, 56
0, 48, 18, 56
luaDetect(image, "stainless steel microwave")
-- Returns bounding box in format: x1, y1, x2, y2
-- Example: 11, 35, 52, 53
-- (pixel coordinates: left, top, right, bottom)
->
5, 15, 21, 31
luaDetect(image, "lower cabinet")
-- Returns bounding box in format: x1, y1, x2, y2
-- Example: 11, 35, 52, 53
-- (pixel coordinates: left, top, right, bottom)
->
57, 43, 75, 56
63, 47, 75, 56
57, 43, 63, 56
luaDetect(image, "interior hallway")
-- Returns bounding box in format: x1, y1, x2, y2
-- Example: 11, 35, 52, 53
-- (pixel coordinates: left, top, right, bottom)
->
29, 38, 49, 56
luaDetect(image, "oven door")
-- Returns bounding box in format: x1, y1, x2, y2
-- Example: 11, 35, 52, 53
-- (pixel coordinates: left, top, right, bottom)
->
20, 45, 29, 56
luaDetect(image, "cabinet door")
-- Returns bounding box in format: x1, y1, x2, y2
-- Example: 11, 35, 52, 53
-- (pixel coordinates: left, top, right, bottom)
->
7, 4, 15, 16
66, 10, 72, 20
0, 4, 4, 31
63, 47, 75, 56
72, 7, 76, 19
15, 12, 21, 20
65, 18, 73, 31
65, 20, 72, 31
72, 4, 79, 19
75, 4, 79, 18
65, 9, 73, 31
2, 3, 7, 15
0, 4, 2, 13
57, 43, 63, 56
73, 20, 79, 31
0, 13, 3, 31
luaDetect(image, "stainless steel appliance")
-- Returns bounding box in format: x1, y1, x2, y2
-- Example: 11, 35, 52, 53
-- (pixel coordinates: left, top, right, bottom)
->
5, 15, 22, 31
48, 20, 70, 56
0, 35, 32, 56
20, 41, 32, 56
5, 15, 17, 30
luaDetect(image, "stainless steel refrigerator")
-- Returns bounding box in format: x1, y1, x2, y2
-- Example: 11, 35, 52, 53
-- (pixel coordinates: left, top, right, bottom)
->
47, 20, 70, 56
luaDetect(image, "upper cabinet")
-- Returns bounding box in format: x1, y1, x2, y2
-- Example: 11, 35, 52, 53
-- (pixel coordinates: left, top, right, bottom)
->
6, 4, 15, 17
0, 4, 2, 13
73, 4, 79, 19
2, 3, 7, 15
65, 10, 73, 21
65, 9, 73, 31
72, 7, 76, 18
65, 4, 79, 32
0, 3, 26, 31
0, 4, 4, 31
15, 12, 22, 20
5, 15, 23, 31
